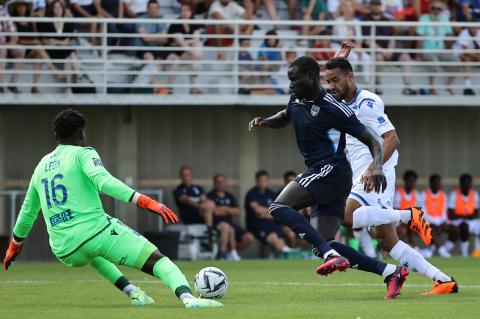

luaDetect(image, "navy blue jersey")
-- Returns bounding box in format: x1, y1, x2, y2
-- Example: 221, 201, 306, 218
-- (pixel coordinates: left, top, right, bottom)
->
207, 190, 238, 223
285, 92, 367, 168
173, 183, 205, 224
244, 187, 276, 225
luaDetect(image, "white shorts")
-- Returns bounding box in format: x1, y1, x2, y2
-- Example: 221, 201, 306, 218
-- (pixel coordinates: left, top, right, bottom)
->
424, 215, 447, 226
348, 167, 396, 209
449, 218, 480, 236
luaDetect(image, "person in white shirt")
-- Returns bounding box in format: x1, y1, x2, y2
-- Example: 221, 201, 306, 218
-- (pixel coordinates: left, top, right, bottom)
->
123, 0, 148, 16
324, 44, 457, 295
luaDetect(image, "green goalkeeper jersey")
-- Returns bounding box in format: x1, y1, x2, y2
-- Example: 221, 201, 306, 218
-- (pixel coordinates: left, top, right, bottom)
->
13, 144, 136, 258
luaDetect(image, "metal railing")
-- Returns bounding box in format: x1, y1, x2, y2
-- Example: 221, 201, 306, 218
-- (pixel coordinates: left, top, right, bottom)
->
1, 17, 480, 105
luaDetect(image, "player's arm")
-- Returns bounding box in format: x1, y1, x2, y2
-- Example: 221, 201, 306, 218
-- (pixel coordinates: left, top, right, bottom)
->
355, 128, 386, 193
79, 148, 178, 224
249, 110, 290, 130
4, 179, 41, 270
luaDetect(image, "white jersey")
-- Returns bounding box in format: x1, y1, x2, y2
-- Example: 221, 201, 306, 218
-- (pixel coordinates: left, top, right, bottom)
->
344, 88, 398, 182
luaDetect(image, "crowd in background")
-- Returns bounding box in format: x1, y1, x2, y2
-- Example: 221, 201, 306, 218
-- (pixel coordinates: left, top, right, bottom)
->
0, 0, 479, 94
171, 165, 480, 260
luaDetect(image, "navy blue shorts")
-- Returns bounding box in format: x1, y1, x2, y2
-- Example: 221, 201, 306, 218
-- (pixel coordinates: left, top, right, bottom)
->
294, 160, 352, 219
214, 217, 249, 243
247, 219, 283, 244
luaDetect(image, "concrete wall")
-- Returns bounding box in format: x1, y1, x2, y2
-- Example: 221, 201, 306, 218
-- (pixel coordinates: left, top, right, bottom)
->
1, 106, 479, 259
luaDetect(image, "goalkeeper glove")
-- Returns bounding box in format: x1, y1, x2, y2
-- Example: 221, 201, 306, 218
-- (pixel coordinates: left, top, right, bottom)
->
137, 194, 179, 224
3, 239, 23, 270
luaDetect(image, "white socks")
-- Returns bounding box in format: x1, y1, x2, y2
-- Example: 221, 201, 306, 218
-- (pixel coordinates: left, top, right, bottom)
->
353, 228, 377, 258
323, 249, 340, 259
180, 293, 195, 303
352, 206, 411, 229
122, 284, 137, 297
444, 240, 455, 252
389, 240, 451, 282
460, 241, 469, 257
381, 264, 397, 279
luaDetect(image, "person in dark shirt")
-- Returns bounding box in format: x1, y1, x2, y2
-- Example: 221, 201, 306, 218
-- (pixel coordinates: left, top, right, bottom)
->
248, 55, 405, 290
245, 170, 291, 253
207, 173, 254, 260
173, 166, 215, 227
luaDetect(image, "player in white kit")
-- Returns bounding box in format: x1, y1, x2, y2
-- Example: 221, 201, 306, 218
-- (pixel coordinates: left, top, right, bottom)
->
324, 49, 458, 295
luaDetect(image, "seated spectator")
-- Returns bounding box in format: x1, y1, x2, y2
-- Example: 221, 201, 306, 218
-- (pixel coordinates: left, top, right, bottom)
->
0, 1, 17, 94
298, 0, 328, 46
238, 37, 256, 94
94, 0, 130, 46
33, 0, 73, 16
206, 0, 254, 55
207, 173, 254, 260
175, 0, 215, 16
123, 0, 148, 16
9, 0, 61, 93
309, 29, 336, 62
167, 3, 204, 94
70, 0, 99, 46
257, 29, 282, 93
134, 0, 176, 94
332, 0, 371, 83
269, 47, 298, 94
444, 174, 479, 257
362, 0, 416, 95
245, 170, 292, 253
37, 0, 79, 90
416, 0, 459, 95
460, 0, 480, 21
173, 165, 215, 228
452, 21, 479, 95
421, 174, 449, 257
242, 0, 279, 20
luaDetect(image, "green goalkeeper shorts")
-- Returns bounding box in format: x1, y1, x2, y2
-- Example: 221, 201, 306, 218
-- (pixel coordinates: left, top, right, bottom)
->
58, 217, 157, 269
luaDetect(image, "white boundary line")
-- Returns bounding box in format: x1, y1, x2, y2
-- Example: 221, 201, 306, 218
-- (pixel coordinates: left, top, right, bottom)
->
1, 280, 479, 289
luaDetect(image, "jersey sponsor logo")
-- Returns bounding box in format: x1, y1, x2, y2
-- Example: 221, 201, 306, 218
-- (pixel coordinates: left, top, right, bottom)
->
377, 116, 386, 124
298, 165, 334, 187
92, 158, 104, 167
49, 209, 74, 227
311, 105, 320, 116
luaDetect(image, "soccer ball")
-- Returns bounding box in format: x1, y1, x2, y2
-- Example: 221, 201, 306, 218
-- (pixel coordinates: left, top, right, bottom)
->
193, 267, 228, 299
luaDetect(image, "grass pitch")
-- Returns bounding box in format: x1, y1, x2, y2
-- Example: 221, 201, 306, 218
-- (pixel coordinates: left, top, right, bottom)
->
1, 258, 479, 319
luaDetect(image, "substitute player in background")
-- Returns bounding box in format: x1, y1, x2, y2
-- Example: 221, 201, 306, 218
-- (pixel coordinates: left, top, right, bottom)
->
324, 53, 457, 294
3, 109, 222, 309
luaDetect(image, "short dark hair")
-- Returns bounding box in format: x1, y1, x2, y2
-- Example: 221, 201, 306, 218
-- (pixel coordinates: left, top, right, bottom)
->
46, 0, 65, 17
179, 165, 192, 174
290, 56, 320, 78
213, 173, 225, 181
53, 109, 86, 141
460, 173, 472, 183
325, 57, 353, 73
147, 0, 159, 6
263, 29, 279, 47
429, 174, 441, 183
255, 170, 269, 180
283, 170, 297, 180
403, 170, 418, 180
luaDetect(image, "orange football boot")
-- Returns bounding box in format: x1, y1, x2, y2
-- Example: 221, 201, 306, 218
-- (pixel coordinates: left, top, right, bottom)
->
423, 278, 458, 295
408, 207, 432, 245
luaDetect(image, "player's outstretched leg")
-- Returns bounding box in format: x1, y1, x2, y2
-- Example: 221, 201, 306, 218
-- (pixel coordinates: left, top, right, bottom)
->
371, 223, 457, 295
90, 257, 154, 306
350, 205, 432, 245
271, 181, 349, 275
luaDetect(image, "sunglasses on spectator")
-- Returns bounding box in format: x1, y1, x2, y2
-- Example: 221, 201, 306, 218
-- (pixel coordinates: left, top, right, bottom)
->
431, 6, 443, 11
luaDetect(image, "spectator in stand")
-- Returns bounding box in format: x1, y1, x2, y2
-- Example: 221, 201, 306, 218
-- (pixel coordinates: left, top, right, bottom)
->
9, 0, 63, 93
123, 0, 147, 16
394, 170, 421, 249
176, 0, 214, 16
310, 29, 337, 62
207, 174, 254, 260
332, 0, 371, 83
416, 0, 459, 95
167, 3, 204, 94
421, 174, 449, 257
298, 0, 328, 46
245, 170, 292, 253
70, 0, 99, 46
362, 0, 416, 95
207, 0, 254, 59
0, 1, 17, 94
452, 18, 479, 95
37, 0, 79, 90
444, 174, 479, 257
238, 37, 256, 94
94, 0, 129, 46
258, 29, 282, 93
173, 165, 216, 228
460, 0, 480, 21
242, 0, 279, 20
134, 0, 176, 94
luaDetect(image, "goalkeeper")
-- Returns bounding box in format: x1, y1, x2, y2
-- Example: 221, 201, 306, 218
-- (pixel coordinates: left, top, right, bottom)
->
3, 109, 222, 309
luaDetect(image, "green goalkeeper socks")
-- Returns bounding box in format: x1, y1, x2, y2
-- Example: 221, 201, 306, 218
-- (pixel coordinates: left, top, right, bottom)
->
153, 257, 192, 298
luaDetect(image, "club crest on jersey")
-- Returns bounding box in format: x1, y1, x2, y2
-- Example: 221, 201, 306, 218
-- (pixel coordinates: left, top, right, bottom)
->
311, 105, 320, 116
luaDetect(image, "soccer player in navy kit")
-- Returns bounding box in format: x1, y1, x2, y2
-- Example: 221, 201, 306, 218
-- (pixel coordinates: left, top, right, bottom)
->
248, 56, 405, 286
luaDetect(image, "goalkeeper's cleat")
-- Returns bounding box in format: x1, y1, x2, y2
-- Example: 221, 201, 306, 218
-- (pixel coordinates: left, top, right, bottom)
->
423, 278, 458, 295
408, 207, 432, 245
184, 298, 224, 309
384, 266, 409, 299
130, 289, 155, 306
316, 255, 349, 276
